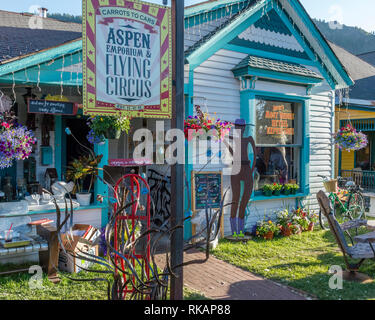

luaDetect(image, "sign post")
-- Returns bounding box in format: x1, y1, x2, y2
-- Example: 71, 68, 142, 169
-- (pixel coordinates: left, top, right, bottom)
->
170, 0, 184, 301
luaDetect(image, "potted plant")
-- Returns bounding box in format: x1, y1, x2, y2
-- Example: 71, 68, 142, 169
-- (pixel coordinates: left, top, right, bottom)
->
282, 184, 293, 195
276, 209, 293, 236
272, 183, 283, 196
308, 212, 318, 231
290, 184, 300, 195
66, 154, 103, 206
256, 219, 280, 240
86, 115, 131, 143
292, 207, 310, 232
262, 184, 274, 196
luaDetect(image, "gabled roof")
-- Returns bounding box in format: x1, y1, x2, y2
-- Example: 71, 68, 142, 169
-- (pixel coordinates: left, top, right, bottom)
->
328, 42, 375, 81
0, 10, 81, 64
183, 0, 355, 89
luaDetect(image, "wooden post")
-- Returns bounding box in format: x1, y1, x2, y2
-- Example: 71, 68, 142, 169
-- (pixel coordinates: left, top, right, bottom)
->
170, 0, 185, 301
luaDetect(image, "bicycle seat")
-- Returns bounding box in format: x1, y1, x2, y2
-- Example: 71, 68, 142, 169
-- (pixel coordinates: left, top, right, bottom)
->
345, 181, 356, 188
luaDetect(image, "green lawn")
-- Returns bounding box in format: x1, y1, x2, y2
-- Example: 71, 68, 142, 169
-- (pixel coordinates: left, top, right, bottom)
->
0, 264, 206, 300
212, 228, 375, 300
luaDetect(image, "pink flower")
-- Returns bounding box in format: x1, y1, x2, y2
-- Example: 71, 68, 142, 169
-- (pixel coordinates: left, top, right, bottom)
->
1, 122, 10, 129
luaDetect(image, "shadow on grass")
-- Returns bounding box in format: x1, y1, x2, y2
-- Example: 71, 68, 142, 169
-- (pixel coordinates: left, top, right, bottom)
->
269, 251, 375, 300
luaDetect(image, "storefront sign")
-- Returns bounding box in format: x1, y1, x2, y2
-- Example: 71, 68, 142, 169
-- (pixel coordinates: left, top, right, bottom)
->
28, 99, 78, 115
83, 0, 172, 119
109, 158, 153, 167
264, 105, 295, 136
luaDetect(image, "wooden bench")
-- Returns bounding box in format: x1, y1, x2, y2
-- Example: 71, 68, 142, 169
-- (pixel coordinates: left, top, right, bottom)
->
317, 190, 375, 283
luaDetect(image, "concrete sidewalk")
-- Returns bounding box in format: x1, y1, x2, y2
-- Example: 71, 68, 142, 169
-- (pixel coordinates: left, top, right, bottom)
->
158, 249, 310, 300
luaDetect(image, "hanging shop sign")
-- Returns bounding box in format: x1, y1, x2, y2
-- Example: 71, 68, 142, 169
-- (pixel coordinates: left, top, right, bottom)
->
28, 99, 78, 115
83, 0, 172, 119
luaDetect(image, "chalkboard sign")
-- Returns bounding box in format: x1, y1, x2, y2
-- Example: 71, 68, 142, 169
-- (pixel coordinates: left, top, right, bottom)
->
28, 99, 77, 115
191, 171, 223, 211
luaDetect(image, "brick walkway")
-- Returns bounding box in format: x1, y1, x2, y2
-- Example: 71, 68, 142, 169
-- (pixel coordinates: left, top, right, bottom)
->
157, 249, 310, 300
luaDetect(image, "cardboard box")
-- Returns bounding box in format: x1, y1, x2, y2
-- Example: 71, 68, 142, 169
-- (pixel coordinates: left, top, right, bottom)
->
58, 224, 100, 273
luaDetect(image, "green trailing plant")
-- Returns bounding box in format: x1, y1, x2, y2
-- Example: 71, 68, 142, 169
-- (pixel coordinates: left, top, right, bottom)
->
66, 154, 103, 194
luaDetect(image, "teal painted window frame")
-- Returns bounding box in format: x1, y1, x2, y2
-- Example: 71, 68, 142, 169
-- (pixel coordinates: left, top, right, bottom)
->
240, 90, 310, 201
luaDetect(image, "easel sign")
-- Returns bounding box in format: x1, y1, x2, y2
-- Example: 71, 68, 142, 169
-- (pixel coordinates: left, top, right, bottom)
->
191, 171, 224, 238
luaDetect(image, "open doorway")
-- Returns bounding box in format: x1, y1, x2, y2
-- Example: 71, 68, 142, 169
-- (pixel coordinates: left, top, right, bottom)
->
62, 117, 93, 191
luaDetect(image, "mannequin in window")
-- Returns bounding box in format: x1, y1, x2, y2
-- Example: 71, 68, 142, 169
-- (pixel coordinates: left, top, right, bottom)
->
224, 119, 256, 237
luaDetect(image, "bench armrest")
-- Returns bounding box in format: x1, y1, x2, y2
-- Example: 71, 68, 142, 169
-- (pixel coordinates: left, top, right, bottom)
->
340, 219, 368, 231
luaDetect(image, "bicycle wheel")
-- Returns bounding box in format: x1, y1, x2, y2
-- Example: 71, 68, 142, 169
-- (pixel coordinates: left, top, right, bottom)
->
347, 192, 365, 220
319, 209, 330, 230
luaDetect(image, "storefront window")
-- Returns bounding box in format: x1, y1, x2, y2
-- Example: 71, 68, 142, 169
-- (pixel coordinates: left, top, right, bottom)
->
254, 99, 302, 191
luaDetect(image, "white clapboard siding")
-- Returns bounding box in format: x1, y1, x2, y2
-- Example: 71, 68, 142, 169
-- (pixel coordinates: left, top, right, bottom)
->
190, 49, 335, 233
305, 84, 335, 211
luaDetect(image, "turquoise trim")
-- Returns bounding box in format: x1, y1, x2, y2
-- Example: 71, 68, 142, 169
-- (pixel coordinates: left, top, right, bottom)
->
187, 0, 270, 69
184, 68, 195, 241
240, 90, 310, 197
302, 99, 311, 195
0, 40, 82, 77
251, 193, 307, 201
0, 49, 82, 86
54, 116, 63, 180
242, 89, 310, 101
233, 67, 323, 85
288, 0, 353, 87
223, 44, 314, 66
94, 141, 109, 207
273, 3, 336, 89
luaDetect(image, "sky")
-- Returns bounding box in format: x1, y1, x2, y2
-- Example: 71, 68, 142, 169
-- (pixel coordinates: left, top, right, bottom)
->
1, 0, 375, 32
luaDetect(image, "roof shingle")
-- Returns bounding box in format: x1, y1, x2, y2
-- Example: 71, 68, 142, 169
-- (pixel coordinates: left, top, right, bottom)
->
232, 55, 323, 79
0, 10, 81, 63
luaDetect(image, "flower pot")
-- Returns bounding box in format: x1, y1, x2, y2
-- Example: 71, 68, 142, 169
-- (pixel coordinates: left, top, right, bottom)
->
104, 127, 121, 140
263, 231, 274, 240
290, 189, 297, 195
308, 222, 314, 232
76, 193, 92, 206
282, 189, 291, 195
273, 190, 281, 196
263, 190, 273, 197
281, 226, 292, 237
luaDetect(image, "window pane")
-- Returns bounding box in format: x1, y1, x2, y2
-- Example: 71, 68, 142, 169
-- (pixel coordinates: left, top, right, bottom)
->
255, 99, 301, 145
254, 147, 300, 191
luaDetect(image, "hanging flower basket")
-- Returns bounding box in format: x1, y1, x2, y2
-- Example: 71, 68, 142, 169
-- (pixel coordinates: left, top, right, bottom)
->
333, 123, 368, 151
86, 115, 131, 144
184, 105, 232, 142
0, 123, 36, 169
